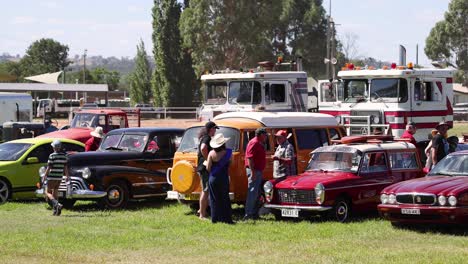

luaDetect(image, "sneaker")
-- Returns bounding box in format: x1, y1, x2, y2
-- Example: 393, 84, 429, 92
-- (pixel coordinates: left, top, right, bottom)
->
52, 207, 57, 216
55, 203, 63, 216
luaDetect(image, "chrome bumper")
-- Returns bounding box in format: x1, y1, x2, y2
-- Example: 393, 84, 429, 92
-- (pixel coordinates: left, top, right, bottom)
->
35, 177, 106, 199
264, 203, 333, 212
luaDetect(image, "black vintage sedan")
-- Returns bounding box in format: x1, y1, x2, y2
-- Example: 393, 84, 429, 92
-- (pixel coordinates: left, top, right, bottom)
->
37, 127, 184, 209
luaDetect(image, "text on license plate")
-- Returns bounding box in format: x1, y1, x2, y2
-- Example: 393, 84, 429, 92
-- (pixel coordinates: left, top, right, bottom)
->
281, 208, 299, 218
401, 208, 420, 215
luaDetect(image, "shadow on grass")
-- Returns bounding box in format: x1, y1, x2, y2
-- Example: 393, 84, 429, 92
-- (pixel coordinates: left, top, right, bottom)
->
390, 222, 468, 236
67, 197, 179, 213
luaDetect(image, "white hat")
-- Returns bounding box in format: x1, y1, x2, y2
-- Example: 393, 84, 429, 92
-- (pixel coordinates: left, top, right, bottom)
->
51, 139, 62, 148
90, 126, 104, 138
210, 133, 230, 149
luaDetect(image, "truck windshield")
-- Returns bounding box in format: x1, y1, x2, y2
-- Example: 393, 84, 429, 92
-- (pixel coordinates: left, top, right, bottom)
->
205, 82, 227, 105
71, 113, 99, 128
343, 79, 368, 103
306, 148, 362, 172
228, 81, 261, 105
370, 78, 408, 103
178, 126, 240, 152
0, 143, 32, 161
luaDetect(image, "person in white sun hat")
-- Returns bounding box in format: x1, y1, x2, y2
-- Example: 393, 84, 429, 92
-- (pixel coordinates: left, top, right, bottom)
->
85, 126, 104, 151
206, 133, 233, 224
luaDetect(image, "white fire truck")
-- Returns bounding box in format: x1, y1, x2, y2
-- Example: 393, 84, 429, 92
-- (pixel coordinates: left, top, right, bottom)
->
199, 59, 317, 121
318, 63, 454, 142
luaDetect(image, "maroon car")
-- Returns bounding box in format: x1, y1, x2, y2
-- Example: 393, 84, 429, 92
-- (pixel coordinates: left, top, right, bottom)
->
378, 150, 468, 225
264, 137, 424, 222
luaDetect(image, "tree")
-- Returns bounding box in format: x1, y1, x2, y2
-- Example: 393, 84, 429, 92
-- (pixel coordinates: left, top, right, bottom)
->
89, 67, 121, 91
425, 0, 468, 85
20, 38, 70, 78
340, 32, 360, 61
152, 0, 197, 107
129, 40, 152, 105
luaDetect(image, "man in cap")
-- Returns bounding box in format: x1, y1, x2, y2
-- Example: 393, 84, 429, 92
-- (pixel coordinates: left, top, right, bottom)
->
44, 118, 58, 133
244, 127, 268, 220
43, 139, 69, 216
431, 122, 450, 167
85, 126, 104, 151
272, 130, 296, 178
197, 121, 218, 219
400, 121, 417, 146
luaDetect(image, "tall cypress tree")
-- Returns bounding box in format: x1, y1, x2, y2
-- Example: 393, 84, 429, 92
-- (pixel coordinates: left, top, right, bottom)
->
129, 40, 152, 105
152, 0, 196, 107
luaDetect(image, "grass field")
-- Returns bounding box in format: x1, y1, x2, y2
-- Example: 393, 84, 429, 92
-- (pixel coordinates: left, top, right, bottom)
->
0, 200, 467, 264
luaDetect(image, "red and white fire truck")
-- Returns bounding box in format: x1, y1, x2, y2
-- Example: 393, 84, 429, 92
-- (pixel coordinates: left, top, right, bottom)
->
318, 63, 454, 142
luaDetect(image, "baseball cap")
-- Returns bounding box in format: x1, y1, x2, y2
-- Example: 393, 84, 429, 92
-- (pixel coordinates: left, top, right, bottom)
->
205, 121, 219, 130
255, 128, 268, 136
436, 121, 450, 130
51, 139, 62, 148
275, 130, 287, 137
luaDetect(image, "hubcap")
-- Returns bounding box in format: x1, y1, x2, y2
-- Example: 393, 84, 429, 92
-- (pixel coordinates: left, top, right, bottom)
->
0, 181, 9, 204
336, 202, 348, 220
108, 188, 121, 201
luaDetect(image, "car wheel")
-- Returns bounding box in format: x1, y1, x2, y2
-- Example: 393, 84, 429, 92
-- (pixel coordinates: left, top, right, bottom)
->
60, 199, 76, 209
330, 197, 351, 222
0, 179, 10, 204
99, 180, 129, 209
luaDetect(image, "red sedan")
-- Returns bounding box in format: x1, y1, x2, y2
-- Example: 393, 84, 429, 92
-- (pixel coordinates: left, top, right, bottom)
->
378, 150, 468, 225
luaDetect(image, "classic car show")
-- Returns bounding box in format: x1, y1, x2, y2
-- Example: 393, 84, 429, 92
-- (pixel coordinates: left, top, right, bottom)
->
1, 1, 467, 263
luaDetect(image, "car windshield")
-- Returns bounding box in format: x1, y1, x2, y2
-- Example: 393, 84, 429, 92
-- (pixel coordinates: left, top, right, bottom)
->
71, 113, 99, 128
100, 133, 148, 152
428, 154, 468, 177
0, 143, 33, 161
307, 146, 362, 172
204, 81, 227, 105
178, 126, 240, 152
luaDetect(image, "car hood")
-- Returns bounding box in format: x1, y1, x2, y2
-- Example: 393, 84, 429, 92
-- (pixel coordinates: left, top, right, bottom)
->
383, 176, 468, 196
275, 171, 357, 190
37, 128, 92, 143
68, 151, 144, 167
0, 160, 17, 168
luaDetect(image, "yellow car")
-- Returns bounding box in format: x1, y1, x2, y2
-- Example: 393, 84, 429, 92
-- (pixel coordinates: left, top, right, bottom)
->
0, 138, 84, 204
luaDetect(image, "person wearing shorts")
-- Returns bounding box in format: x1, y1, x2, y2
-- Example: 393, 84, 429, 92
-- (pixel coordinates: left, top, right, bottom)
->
197, 121, 218, 219
44, 139, 69, 216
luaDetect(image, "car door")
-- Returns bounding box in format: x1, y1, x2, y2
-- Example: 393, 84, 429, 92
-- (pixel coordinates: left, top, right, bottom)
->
18, 143, 53, 188
355, 151, 392, 208
294, 128, 329, 174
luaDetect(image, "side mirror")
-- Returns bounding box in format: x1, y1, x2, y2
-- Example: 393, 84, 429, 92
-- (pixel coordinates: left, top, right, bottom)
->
27, 157, 39, 164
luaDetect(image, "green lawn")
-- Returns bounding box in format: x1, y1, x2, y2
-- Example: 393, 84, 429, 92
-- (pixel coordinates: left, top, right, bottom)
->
450, 122, 468, 138
0, 200, 467, 264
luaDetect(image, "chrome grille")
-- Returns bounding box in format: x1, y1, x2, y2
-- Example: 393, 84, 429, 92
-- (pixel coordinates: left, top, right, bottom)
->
58, 177, 88, 192
396, 193, 436, 205
277, 189, 315, 204
349, 110, 382, 135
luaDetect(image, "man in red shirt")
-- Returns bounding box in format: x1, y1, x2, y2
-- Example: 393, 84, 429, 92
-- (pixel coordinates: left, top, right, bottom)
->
85, 126, 104, 151
400, 122, 417, 146
244, 128, 268, 220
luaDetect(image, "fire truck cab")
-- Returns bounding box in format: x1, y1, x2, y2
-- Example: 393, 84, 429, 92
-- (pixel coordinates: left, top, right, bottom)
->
318, 63, 454, 143
199, 59, 315, 121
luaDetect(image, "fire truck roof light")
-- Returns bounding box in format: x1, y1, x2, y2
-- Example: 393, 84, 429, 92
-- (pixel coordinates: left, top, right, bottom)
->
391, 63, 397, 69
382, 66, 389, 70
407, 62, 414, 69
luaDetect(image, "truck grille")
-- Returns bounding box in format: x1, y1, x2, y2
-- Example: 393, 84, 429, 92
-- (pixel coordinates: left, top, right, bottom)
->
396, 193, 436, 205
349, 110, 382, 135
277, 189, 315, 204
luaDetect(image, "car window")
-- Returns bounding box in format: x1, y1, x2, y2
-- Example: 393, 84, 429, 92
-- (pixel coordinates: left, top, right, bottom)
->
152, 134, 172, 157
62, 143, 85, 153
243, 131, 270, 151
295, 129, 328, 150
0, 143, 32, 161
360, 152, 388, 173
27, 144, 53, 163
389, 152, 418, 170
328, 128, 341, 140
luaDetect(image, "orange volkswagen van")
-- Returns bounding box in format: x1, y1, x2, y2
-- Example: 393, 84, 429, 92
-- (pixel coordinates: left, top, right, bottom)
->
166, 112, 346, 203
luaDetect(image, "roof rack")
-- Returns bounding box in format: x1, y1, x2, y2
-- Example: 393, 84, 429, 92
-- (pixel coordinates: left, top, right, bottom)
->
336, 135, 394, 145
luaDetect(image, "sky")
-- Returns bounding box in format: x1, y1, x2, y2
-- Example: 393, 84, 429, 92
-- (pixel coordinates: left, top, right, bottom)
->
0, 0, 451, 67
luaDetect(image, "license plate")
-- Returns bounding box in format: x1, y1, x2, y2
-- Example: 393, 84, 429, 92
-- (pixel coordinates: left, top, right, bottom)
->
184, 193, 200, 201
401, 208, 420, 215
281, 208, 299, 218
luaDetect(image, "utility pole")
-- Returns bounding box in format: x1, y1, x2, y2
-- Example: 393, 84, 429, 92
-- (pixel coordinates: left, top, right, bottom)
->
83, 49, 87, 84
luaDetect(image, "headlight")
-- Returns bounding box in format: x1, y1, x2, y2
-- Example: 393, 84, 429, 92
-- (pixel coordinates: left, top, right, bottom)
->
371, 115, 380, 124
448, 196, 457, 206
335, 115, 342, 123
39, 166, 47, 177
263, 181, 273, 194
438, 195, 447, 206
82, 167, 92, 179
315, 183, 325, 204
380, 194, 388, 204
388, 194, 396, 204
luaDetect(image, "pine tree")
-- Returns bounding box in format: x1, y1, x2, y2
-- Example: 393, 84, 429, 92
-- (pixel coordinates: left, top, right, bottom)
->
129, 40, 152, 105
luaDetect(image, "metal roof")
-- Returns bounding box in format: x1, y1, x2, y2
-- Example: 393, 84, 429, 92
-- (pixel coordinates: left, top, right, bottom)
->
213, 112, 339, 127
0, 83, 108, 92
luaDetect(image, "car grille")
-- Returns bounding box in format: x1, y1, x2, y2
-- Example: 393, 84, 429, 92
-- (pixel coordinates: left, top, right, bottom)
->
58, 177, 88, 192
277, 189, 315, 204
396, 193, 436, 205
